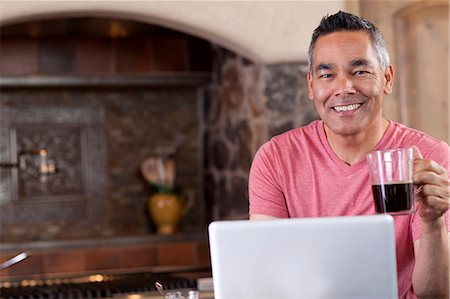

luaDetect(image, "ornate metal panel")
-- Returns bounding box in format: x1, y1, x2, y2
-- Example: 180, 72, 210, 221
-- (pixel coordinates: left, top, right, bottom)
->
16, 126, 84, 199
0, 106, 107, 239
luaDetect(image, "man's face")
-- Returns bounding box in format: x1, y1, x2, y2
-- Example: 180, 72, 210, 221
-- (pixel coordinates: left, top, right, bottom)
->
307, 30, 393, 137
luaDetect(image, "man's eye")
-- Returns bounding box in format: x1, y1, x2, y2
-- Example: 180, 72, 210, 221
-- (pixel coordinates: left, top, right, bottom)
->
319, 74, 333, 79
354, 70, 369, 76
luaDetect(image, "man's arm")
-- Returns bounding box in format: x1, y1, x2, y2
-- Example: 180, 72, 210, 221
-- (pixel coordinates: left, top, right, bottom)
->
413, 229, 450, 299
249, 214, 278, 220
248, 141, 290, 219
412, 147, 450, 299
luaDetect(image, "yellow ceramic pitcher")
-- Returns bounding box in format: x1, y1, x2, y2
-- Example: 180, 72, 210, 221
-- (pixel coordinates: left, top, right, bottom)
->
148, 192, 183, 235
148, 188, 194, 235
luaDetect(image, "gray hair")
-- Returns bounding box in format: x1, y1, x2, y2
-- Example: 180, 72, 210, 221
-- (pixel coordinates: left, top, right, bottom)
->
308, 11, 390, 72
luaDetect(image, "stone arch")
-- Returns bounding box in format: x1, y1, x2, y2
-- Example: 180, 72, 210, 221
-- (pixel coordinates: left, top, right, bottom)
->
0, 4, 259, 62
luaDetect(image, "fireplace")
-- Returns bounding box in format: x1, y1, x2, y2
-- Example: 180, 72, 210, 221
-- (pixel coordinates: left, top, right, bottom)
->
0, 17, 213, 241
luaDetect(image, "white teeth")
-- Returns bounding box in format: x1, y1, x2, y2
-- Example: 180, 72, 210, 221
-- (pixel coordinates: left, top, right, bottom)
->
334, 103, 361, 112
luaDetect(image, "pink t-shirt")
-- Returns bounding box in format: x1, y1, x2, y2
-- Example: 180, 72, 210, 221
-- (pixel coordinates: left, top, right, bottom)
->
249, 120, 450, 299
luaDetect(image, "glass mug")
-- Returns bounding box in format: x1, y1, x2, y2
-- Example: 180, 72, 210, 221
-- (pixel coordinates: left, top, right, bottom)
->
367, 148, 414, 215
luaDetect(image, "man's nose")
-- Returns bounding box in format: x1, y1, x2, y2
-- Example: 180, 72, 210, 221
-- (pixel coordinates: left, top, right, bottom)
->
334, 75, 356, 97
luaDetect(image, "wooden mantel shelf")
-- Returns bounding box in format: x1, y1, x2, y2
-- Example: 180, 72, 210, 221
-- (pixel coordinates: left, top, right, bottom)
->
0, 232, 208, 251
0, 73, 212, 88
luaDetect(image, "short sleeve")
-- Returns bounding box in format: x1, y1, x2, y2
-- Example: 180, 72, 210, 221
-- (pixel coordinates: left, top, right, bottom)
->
248, 141, 289, 218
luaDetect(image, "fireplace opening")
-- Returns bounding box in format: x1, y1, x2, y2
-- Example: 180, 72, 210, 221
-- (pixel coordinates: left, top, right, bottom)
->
0, 17, 213, 242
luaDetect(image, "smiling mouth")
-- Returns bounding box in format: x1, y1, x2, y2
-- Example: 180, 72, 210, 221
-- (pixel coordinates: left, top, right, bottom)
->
333, 103, 362, 112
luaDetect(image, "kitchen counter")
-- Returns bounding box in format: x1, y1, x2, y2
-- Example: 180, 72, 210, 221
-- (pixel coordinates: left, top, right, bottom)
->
0, 233, 211, 280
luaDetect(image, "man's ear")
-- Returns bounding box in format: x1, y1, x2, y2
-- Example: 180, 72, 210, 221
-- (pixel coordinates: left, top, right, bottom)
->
307, 71, 314, 100
383, 64, 394, 95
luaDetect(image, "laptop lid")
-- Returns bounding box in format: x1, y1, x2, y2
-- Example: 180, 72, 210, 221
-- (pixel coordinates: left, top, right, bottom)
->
208, 215, 398, 299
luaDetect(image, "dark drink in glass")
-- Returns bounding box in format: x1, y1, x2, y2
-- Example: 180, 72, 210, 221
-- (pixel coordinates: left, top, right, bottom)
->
371, 182, 414, 214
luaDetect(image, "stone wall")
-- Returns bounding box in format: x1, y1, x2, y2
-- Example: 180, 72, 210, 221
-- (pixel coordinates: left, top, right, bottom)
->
203, 48, 318, 220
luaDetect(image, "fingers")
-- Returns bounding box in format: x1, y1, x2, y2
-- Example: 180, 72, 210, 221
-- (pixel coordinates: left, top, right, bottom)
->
414, 163, 449, 203
416, 196, 450, 219
416, 188, 450, 211
418, 183, 450, 201
413, 156, 450, 221
414, 159, 448, 184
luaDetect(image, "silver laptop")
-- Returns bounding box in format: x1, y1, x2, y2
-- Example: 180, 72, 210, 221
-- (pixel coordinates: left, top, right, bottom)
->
208, 215, 398, 299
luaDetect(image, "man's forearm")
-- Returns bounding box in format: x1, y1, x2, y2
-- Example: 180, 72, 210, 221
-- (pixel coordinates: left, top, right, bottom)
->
413, 218, 450, 299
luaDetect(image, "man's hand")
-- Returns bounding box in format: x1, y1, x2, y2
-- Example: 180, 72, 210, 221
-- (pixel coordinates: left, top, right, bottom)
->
412, 146, 450, 224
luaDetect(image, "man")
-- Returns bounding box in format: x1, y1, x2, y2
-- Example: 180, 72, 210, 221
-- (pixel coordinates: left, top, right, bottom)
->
249, 11, 450, 299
